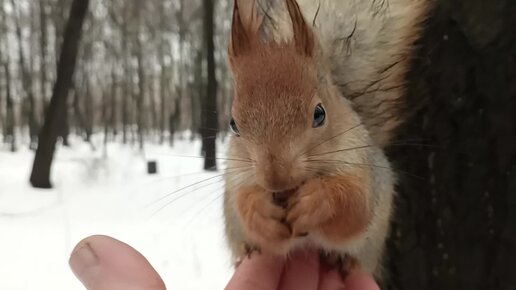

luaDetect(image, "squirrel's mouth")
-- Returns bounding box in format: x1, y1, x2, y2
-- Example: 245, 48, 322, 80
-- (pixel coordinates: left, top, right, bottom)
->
272, 187, 298, 208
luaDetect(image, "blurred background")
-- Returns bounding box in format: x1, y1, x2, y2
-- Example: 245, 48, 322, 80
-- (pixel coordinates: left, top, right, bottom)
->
0, 0, 233, 289
0, 0, 515, 290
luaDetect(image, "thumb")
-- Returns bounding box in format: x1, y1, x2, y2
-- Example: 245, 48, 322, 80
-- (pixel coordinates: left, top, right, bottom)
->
69, 235, 165, 290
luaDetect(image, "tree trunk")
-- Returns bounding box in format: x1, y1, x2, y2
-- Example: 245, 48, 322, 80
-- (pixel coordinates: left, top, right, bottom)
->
122, 76, 129, 144
177, 0, 191, 131
110, 66, 118, 138
4, 63, 15, 152
169, 96, 181, 146
192, 50, 203, 142
0, 1, 16, 152
0, 0, 5, 141
0, 63, 3, 140
121, 4, 130, 145
136, 40, 145, 151
135, 2, 145, 151
84, 77, 93, 143
383, 1, 516, 290
159, 1, 168, 145
39, 0, 49, 117
148, 75, 157, 137
201, 0, 218, 171
159, 61, 168, 144
11, 0, 38, 148
30, 0, 89, 188
102, 89, 109, 157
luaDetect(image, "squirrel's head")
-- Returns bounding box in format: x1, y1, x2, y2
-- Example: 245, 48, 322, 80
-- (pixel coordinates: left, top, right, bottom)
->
227, 0, 370, 193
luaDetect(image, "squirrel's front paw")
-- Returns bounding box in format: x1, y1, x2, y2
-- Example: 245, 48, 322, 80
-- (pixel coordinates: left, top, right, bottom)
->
286, 178, 334, 236
237, 186, 292, 251
321, 252, 361, 277
287, 174, 370, 244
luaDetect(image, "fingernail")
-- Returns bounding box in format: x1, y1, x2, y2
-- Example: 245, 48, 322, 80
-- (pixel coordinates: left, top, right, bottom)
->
69, 242, 100, 288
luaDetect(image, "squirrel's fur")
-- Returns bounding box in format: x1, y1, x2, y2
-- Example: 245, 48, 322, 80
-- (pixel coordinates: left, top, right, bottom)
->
223, 0, 428, 278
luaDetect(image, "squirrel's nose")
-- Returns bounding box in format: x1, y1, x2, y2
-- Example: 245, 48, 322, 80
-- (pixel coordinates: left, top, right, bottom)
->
255, 151, 297, 192
260, 171, 292, 192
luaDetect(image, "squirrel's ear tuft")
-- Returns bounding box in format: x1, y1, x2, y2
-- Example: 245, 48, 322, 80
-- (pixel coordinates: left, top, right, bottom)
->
285, 0, 314, 57
229, 0, 264, 59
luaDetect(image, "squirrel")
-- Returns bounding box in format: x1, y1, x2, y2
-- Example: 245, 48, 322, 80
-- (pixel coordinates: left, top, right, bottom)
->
222, 0, 428, 279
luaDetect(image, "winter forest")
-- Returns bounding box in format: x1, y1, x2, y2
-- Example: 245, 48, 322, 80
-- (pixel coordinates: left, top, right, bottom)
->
0, 0, 230, 175
1, 0, 234, 289
1, 0, 516, 290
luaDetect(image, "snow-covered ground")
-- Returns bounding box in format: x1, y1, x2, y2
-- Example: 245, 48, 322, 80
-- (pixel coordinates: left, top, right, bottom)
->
0, 135, 233, 290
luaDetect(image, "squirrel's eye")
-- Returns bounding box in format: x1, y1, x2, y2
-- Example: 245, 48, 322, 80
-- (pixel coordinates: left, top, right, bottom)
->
229, 118, 240, 136
313, 104, 326, 128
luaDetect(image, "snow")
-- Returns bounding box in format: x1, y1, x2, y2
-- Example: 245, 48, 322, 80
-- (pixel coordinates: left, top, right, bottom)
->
0, 135, 234, 290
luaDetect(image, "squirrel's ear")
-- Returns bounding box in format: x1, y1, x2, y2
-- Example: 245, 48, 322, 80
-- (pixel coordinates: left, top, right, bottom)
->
285, 0, 314, 57
229, 0, 264, 59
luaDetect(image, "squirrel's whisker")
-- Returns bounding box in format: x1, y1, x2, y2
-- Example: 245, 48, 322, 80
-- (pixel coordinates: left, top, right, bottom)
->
300, 122, 364, 157
305, 159, 426, 180
150, 153, 253, 164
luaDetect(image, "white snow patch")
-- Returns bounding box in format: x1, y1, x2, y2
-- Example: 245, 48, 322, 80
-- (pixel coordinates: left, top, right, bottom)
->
0, 135, 234, 290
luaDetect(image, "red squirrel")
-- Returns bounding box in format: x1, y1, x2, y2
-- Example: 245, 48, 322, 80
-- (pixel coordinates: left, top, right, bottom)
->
223, 0, 428, 278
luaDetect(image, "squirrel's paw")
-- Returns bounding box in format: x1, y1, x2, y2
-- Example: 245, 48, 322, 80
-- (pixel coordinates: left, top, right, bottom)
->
287, 174, 370, 244
234, 243, 261, 267
237, 186, 292, 251
286, 177, 335, 236
321, 252, 361, 277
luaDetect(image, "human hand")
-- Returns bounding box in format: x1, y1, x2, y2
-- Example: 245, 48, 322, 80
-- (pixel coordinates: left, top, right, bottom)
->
225, 249, 380, 290
69, 235, 380, 290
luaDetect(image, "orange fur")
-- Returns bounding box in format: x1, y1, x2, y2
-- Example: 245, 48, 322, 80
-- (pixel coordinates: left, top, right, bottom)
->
229, 0, 264, 58
287, 172, 370, 244
236, 185, 292, 253
228, 0, 319, 192
231, 43, 316, 143
222, 0, 418, 276
285, 0, 314, 56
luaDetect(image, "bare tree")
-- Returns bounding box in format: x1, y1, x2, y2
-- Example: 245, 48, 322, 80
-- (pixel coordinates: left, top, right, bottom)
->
135, 2, 146, 151
30, 0, 90, 188
1, 0, 232, 165
11, 0, 38, 148
0, 0, 16, 152
158, 0, 169, 144
39, 0, 50, 114
201, 0, 218, 170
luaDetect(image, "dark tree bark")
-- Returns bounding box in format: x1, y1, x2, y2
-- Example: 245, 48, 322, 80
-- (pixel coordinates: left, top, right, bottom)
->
192, 50, 203, 142
3, 63, 15, 153
148, 75, 157, 135
110, 66, 118, 138
136, 35, 146, 151
0, 76, 3, 141
121, 3, 130, 145
0, 0, 5, 142
169, 96, 181, 146
158, 0, 168, 145
159, 60, 168, 144
384, 1, 516, 290
83, 77, 93, 143
102, 88, 109, 157
122, 76, 129, 145
201, 0, 218, 171
0, 64, 3, 140
30, 0, 89, 188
